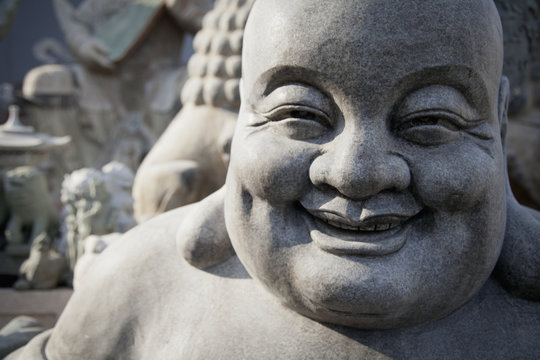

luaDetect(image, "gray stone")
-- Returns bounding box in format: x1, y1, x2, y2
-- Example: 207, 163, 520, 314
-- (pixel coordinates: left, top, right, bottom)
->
0, 316, 46, 358
9, 0, 540, 359
0, 288, 72, 329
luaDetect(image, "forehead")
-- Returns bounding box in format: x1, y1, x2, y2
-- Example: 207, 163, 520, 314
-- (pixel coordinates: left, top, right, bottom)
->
243, 0, 503, 109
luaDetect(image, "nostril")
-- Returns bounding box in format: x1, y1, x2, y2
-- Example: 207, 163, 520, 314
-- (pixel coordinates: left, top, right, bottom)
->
315, 183, 337, 193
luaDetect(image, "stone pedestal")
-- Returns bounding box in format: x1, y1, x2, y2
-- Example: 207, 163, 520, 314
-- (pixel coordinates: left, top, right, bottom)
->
0, 288, 72, 328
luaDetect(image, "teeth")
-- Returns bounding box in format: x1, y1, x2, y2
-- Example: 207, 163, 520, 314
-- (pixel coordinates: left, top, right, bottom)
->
323, 219, 401, 232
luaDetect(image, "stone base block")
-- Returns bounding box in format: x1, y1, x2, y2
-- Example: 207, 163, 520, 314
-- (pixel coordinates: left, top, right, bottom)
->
0, 288, 72, 328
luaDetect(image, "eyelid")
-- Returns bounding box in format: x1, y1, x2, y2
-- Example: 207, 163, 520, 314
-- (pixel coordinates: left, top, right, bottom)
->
261, 104, 330, 121
395, 109, 483, 130
255, 83, 333, 113
396, 85, 481, 121
249, 104, 331, 128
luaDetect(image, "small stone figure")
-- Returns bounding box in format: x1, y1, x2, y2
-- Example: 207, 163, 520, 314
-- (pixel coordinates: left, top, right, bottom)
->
61, 163, 136, 275
61, 168, 116, 271
13, 233, 66, 290
0, 105, 69, 277
3, 166, 59, 256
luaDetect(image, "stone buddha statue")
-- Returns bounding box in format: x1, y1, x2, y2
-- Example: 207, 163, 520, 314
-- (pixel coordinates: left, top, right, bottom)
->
8, 0, 540, 358
51, 0, 213, 166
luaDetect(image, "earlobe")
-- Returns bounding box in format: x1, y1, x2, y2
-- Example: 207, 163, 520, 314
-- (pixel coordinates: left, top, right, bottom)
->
498, 76, 510, 152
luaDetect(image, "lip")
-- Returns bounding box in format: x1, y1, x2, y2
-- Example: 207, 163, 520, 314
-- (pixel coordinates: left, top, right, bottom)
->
302, 207, 421, 256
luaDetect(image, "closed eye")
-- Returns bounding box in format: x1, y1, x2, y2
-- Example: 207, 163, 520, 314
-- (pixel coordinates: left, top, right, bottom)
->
249, 104, 332, 140
394, 110, 484, 145
395, 115, 457, 131
259, 105, 331, 128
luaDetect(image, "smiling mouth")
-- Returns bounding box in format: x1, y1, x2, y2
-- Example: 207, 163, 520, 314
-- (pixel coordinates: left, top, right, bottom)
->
303, 207, 421, 256
320, 216, 403, 232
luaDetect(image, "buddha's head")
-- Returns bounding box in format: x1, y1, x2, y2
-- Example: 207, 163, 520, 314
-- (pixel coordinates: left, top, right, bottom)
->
224, 0, 508, 329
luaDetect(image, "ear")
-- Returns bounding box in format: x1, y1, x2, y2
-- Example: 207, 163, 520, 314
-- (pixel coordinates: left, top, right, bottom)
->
497, 76, 510, 154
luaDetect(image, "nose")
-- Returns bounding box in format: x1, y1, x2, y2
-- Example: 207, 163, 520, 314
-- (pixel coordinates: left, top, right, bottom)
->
309, 130, 410, 200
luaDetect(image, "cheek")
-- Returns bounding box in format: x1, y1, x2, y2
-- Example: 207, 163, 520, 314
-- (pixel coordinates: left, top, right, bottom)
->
409, 143, 504, 210
230, 132, 317, 202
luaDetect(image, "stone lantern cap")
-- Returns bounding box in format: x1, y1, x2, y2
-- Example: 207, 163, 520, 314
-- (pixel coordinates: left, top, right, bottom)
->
0, 105, 70, 152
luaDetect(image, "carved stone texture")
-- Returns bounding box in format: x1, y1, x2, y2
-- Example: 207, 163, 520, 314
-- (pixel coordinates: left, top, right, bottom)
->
133, 0, 254, 222
8, 1, 540, 359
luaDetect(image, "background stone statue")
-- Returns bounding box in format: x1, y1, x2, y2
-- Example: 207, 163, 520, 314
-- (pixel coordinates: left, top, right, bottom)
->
7, 0, 540, 359
61, 168, 116, 271
3, 166, 59, 256
51, 0, 213, 168
60, 163, 136, 275
132, 0, 254, 222
21, 64, 87, 206
13, 232, 66, 290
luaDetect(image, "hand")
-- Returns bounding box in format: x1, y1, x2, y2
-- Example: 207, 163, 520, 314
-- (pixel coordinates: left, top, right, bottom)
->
77, 38, 115, 71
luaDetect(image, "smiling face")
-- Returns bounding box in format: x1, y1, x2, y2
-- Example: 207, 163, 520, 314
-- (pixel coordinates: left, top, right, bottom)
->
225, 0, 508, 329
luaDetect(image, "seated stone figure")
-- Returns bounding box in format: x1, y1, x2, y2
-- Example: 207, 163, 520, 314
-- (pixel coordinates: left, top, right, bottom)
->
9, 0, 540, 359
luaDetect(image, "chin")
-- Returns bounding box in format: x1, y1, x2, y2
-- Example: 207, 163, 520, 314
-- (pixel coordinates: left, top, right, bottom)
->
274, 232, 496, 330
285, 276, 468, 330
